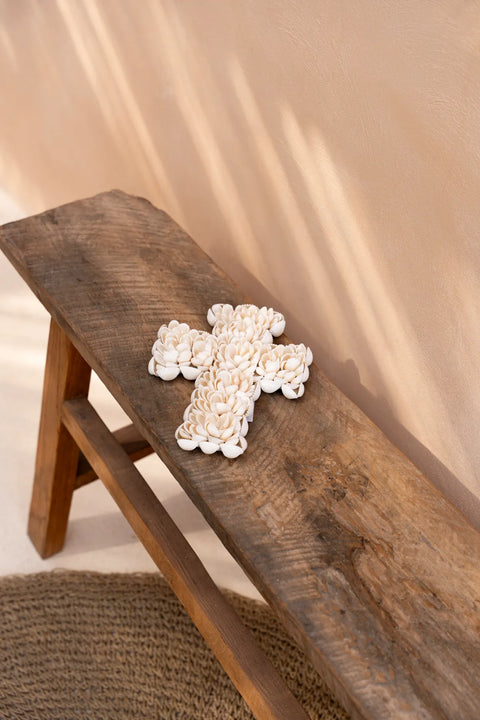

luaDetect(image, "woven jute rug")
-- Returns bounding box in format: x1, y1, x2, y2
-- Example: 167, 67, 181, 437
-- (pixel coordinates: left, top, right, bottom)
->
0, 571, 350, 719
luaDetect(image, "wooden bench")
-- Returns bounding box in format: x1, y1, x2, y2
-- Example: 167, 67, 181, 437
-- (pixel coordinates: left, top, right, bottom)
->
1, 190, 479, 720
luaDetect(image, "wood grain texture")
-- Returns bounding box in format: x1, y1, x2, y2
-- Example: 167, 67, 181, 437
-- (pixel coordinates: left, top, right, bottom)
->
62, 397, 310, 720
2, 190, 480, 719
28, 318, 91, 557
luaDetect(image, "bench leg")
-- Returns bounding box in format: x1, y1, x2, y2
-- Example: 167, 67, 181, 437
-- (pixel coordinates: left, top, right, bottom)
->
28, 318, 91, 558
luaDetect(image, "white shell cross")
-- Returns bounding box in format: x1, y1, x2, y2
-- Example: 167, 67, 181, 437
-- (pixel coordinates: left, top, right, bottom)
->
148, 304, 313, 458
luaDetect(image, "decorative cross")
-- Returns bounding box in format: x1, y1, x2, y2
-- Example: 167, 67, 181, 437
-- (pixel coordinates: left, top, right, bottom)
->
148, 304, 313, 458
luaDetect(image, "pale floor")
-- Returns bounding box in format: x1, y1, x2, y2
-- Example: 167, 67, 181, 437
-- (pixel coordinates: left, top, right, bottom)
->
0, 190, 260, 599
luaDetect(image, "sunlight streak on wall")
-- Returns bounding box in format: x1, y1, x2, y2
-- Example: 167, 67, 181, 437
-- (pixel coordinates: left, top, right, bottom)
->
148, 2, 261, 273
229, 59, 351, 355
81, 1, 182, 219
282, 107, 460, 457
0, 22, 16, 69
57, 0, 181, 217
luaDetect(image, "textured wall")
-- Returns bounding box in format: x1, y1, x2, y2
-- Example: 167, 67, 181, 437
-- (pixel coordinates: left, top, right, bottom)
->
2, 0, 480, 527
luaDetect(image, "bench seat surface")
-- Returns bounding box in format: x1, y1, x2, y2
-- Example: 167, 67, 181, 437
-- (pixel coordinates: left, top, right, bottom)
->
2, 190, 479, 720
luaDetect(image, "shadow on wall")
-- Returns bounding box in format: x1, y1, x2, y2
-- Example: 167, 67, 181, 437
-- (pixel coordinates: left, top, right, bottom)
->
242, 267, 480, 530
1, 1, 478, 527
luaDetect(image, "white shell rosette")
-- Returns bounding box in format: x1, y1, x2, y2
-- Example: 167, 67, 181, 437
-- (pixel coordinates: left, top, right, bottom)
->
257, 343, 313, 398
148, 320, 217, 381
196, 367, 260, 422
148, 304, 312, 458
214, 339, 263, 373
175, 405, 247, 459
196, 366, 260, 399
208, 303, 285, 344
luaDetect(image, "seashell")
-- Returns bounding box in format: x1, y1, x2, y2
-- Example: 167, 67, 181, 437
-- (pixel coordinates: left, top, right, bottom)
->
209, 303, 285, 346
260, 377, 283, 393
232, 368, 259, 396
216, 318, 261, 344
199, 441, 220, 454
282, 383, 305, 399
157, 365, 181, 381
196, 368, 259, 403
216, 340, 262, 372
176, 342, 193, 365
175, 424, 199, 451
194, 367, 219, 391
260, 330, 274, 344
233, 304, 282, 327
204, 410, 241, 443
275, 344, 313, 390
284, 356, 302, 372
256, 345, 281, 375
150, 320, 219, 382
181, 365, 202, 380
264, 357, 280, 374
191, 386, 250, 417
207, 303, 234, 328
270, 318, 286, 337
150, 320, 194, 377
178, 408, 210, 443
157, 319, 189, 340
295, 343, 313, 367
229, 394, 250, 417
161, 349, 178, 364
220, 435, 247, 458
176, 437, 198, 451
191, 333, 217, 368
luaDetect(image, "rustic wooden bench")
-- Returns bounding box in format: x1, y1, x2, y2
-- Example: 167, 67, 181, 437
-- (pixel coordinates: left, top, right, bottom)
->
1, 190, 479, 720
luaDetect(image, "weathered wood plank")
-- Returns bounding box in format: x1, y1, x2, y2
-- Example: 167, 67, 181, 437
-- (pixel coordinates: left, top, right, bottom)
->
2, 190, 480, 719
62, 397, 310, 720
75, 423, 153, 488
28, 318, 91, 557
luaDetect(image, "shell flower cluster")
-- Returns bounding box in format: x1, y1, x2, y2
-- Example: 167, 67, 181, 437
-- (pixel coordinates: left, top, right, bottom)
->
148, 304, 313, 458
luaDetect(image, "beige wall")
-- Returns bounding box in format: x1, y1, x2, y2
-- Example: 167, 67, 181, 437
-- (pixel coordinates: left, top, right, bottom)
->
2, 0, 480, 527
